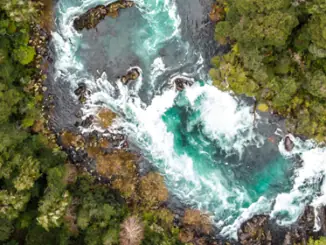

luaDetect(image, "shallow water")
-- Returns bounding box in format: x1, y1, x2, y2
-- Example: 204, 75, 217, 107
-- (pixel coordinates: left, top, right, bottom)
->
52, 0, 326, 238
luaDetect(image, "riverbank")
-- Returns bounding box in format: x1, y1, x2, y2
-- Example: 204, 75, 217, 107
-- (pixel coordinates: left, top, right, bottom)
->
209, 0, 326, 143
43, 0, 226, 244
208, 0, 326, 243
38, 0, 326, 245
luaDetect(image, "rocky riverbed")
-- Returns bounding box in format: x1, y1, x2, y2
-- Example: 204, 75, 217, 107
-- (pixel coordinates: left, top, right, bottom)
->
44, 0, 326, 244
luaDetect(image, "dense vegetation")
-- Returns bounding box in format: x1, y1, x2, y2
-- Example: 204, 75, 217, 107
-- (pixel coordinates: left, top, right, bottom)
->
0, 1, 214, 244
5, 0, 326, 244
210, 0, 326, 141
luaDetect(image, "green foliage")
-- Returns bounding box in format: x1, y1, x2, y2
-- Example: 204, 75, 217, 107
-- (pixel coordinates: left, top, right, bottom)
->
0, 2, 188, 245
233, 11, 298, 47
234, 0, 292, 15
1, 0, 40, 23
13, 157, 40, 191
0, 4, 69, 243
0, 219, 13, 241
305, 0, 326, 15
307, 15, 326, 50
13, 45, 36, 65
215, 1, 298, 48
38, 191, 71, 230
214, 21, 232, 44
308, 236, 326, 245
0, 190, 31, 220
306, 70, 326, 98
210, 0, 326, 141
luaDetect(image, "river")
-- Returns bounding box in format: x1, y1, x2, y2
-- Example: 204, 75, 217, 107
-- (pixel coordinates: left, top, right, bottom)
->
51, 0, 326, 239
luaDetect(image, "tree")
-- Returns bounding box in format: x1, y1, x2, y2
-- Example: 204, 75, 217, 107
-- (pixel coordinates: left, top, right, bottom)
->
139, 172, 169, 208
37, 191, 71, 231
234, 0, 292, 15
0, 0, 40, 23
183, 209, 212, 235
12, 46, 36, 65
0, 190, 30, 220
210, 0, 326, 141
308, 15, 326, 50
13, 156, 40, 191
0, 219, 13, 242
120, 216, 144, 245
306, 70, 326, 98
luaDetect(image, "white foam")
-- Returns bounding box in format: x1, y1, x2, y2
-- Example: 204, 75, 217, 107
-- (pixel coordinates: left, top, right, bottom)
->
271, 136, 326, 227
221, 196, 272, 239
185, 84, 264, 156
82, 79, 263, 237
53, 0, 326, 240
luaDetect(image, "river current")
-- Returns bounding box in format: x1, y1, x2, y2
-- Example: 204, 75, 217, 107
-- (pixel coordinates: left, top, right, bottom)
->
53, 0, 326, 238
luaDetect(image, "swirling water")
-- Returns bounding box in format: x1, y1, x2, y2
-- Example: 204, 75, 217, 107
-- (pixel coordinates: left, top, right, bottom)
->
53, 0, 326, 238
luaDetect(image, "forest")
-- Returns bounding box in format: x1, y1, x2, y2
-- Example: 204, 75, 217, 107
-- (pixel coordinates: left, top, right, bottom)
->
210, 0, 326, 141
0, 1, 214, 244
2, 0, 326, 244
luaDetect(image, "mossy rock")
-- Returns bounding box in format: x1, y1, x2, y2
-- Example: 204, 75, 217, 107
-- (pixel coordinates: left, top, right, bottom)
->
257, 103, 269, 112
97, 108, 116, 129
60, 131, 85, 148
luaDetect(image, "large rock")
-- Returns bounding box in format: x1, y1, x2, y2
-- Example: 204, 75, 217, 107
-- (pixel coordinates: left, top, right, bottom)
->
238, 215, 272, 245
73, 0, 134, 31
120, 68, 140, 84
284, 135, 294, 152
174, 77, 193, 91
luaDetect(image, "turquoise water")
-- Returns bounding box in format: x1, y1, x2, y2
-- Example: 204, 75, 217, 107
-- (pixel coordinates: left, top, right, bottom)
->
53, 0, 326, 238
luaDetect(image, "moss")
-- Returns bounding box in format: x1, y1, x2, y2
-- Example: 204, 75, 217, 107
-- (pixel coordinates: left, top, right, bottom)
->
308, 237, 326, 245
257, 103, 269, 112
60, 131, 85, 148
96, 108, 116, 129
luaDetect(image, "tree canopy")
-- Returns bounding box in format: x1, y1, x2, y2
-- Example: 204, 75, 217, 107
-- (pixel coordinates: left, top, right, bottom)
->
210, 0, 326, 141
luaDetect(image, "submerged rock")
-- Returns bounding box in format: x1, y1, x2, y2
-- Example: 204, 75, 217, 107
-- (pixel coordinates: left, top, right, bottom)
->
73, 1, 134, 31
284, 135, 294, 152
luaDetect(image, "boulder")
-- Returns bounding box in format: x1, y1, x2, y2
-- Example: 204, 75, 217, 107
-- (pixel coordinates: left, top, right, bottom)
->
238, 215, 272, 245
174, 78, 193, 91
73, 1, 134, 31
81, 115, 94, 128
74, 82, 86, 96
284, 136, 294, 152
121, 68, 140, 84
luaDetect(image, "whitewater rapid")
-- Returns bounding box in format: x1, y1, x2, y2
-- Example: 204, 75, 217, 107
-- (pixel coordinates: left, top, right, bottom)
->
53, 0, 326, 239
